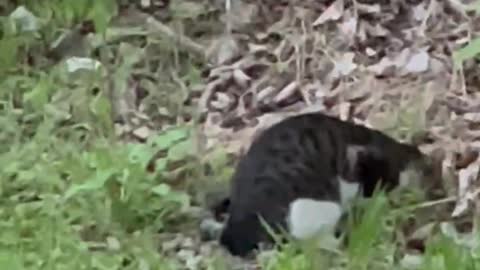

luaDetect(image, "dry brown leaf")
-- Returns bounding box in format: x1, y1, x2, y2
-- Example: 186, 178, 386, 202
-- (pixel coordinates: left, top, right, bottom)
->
211, 92, 233, 110
332, 52, 357, 77
274, 81, 299, 103
366, 47, 377, 56
248, 43, 269, 54
404, 50, 430, 74
452, 157, 480, 217
367, 57, 395, 76
198, 78, 226, 114
356, 3, 381, 14
225, 2, 258, 32
339, 17, 357, 38
232, 69, 251, 88
364, 23, 389, 37
258, 86, 277, 102
413, 3, 428, 22
463, 113, 480, 123
394, 48, 411, 68
313, 0, 344, 26
207, 35, 241, 65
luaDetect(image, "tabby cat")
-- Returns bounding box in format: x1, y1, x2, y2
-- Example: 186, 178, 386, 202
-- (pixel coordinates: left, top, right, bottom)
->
208, 112, 443, 257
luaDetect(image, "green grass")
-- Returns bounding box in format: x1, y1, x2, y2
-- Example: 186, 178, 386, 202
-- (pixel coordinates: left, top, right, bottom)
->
1, 0, 480, 269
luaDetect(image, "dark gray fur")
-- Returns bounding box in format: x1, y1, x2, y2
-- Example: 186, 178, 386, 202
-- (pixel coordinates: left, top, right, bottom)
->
210, 112, 439, 257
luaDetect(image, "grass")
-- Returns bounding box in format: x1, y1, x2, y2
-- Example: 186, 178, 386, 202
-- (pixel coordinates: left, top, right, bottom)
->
2, 0, 480, 269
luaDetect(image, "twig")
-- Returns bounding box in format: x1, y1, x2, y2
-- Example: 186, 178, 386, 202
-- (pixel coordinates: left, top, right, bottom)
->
418, 0, 437, 36
145, 16, 206, 59
394, 187, 480, 214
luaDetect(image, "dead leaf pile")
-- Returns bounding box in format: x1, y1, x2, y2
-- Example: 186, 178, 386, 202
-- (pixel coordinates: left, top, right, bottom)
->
193, 0, 480, 252
196, 0, 479, 155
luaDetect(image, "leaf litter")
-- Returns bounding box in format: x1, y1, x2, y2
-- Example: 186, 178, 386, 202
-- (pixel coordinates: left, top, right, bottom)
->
186, 0, 480, 266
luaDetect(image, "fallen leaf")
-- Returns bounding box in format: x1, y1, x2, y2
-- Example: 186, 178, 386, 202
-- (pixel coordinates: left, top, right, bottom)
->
394, 48, 411, 68
452, 157, 480, 217
366, 47, 377, 56
356, 3, 381, 14
404, 51, 430, 73
365, 23, 389, 37
274, 81, 299, 103
257, 86, 276, 102
232, 69, 251, 88
367, 57, 395, 75
339, 17, 358, 37
332, 52, 357, 77
198, 77, 226, 114
207, 35, 241, 65
409, 222, 437, 240
211, 92, 233, 110
225, 2, 258, 32
313, 0, 344, 26
413, 3, 428, 21
464, 112, 480, 123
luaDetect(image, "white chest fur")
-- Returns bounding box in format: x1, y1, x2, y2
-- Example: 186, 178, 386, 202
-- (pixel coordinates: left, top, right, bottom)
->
286, 177, 360, 241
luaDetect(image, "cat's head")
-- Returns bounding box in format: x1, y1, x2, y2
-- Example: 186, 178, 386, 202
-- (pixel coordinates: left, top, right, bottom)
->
399, 147, 446, 199
219, 212, 265, 257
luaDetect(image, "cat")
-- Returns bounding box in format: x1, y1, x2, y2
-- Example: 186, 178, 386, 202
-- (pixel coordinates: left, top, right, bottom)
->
205, 112, 443, 257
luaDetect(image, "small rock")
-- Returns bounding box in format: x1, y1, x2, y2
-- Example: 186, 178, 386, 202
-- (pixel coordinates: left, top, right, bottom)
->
132, 126, 152, 140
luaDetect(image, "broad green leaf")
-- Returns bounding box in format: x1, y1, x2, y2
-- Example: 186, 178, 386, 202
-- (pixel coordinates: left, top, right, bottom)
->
23, 75, 51, 111
128, 143, 155, 167
155, 158, 167, 172
0, 36, 19, 71
89, 94, 112, 133
150, 127, 189, 150
167, 138, 193, 161
152, 183, 171, 196
64, 168, 115, 200
453, 38, 480, 68
88, 0, 117, 34
0, 251, 22, 269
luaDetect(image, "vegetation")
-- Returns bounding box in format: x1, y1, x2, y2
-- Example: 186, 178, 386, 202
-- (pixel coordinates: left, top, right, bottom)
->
1, 0, 480, 269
